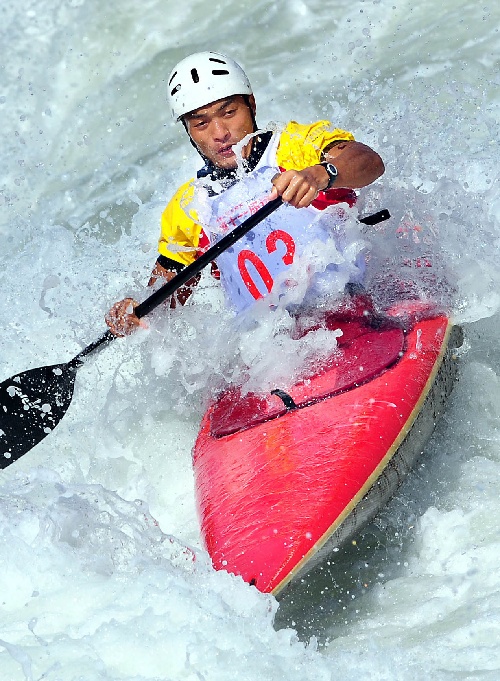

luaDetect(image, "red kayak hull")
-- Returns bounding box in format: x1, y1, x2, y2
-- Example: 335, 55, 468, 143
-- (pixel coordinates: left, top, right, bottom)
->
192, 301, 461, 595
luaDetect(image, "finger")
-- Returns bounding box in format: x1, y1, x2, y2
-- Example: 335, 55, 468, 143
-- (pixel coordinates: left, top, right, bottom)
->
105, 298, 141, 336
106, 321, 126, 338
270, 176, 287, 198
295, 185, 318, 209
279, 175, 303, 204
271, 170, 298, 196
285, 179, 312, 207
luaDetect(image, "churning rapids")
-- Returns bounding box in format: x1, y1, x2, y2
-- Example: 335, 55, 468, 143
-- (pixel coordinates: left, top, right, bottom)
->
1, 0, 499, 679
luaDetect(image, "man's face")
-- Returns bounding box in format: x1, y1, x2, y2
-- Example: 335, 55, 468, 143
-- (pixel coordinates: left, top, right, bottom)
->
184, 95, 256, 169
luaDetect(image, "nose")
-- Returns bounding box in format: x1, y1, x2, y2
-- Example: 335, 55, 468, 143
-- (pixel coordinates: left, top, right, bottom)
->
210, 117, 230, 141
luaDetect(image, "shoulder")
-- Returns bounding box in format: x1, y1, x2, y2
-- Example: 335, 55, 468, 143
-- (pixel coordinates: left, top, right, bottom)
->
162, 178, 196, 220
276, 120, 355, 170
280, 120, 355, 145
161, 178, 200, 236
165, 178, 196, 207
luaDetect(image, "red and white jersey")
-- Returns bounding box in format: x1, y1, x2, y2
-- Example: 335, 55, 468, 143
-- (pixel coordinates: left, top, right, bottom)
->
195, 163, 366, 314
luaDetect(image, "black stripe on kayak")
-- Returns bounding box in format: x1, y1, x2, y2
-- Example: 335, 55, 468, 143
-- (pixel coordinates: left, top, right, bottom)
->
271, 389, 298, 410
359, 209, 390, 225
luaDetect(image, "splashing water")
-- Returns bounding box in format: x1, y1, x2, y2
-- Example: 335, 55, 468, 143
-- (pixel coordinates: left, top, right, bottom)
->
1, 0, 500, 679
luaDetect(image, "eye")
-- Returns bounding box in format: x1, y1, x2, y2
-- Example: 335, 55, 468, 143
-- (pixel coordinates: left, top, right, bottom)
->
224, 107, 237, 116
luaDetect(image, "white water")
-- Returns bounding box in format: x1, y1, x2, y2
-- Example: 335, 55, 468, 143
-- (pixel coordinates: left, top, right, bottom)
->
1, 0, 499, 678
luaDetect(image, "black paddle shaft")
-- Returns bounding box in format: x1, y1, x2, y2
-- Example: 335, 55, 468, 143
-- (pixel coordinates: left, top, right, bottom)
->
0, 200, 389, 468
69, 197, 284, 368
0, 197, 282, 468
70, 205, 389, 367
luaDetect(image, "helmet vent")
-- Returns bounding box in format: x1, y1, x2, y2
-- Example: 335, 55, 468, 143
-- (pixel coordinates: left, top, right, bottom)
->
212, 69, 229, 76
190, 68, 200, 84
168, 71, 177, 86
209, 57, 226, 64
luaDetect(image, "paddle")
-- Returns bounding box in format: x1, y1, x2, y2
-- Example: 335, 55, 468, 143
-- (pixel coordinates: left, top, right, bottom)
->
0, 196, 284, 469
0, 201, 389, 469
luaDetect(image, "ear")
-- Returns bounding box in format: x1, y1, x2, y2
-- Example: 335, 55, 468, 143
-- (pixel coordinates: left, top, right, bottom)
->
248, 94, 256, 116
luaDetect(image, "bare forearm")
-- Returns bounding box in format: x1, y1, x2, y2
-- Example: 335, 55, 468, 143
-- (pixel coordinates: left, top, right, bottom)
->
324, 140, 384, 188
324, 140, 385, 188
270, 140, 384, 208
148, 260, 177, 287
148, 259, 199, 307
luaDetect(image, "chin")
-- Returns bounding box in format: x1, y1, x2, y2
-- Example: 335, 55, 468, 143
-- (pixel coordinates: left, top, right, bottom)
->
215, 157, 238, 170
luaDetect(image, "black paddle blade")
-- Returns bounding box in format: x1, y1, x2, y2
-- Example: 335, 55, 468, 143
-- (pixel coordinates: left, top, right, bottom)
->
0, 363, 77, 469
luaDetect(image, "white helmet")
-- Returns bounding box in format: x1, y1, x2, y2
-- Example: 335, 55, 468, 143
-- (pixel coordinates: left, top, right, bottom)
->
167, 51, 253, 121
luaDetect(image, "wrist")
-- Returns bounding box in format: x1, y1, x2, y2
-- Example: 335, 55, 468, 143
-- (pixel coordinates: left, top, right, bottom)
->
318, 161, 338, 190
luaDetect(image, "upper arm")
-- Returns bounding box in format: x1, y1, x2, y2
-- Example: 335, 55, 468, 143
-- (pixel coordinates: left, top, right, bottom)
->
320, 139, 354, 159
322, 140, 385, 187
158, 180, 203, 268
323, 140, 384, 168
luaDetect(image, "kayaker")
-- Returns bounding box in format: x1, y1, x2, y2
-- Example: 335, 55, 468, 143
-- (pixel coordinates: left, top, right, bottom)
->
105, 51, 384, 336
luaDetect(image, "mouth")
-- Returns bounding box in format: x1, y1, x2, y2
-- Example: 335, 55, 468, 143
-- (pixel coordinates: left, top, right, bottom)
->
217, 145, 235, 159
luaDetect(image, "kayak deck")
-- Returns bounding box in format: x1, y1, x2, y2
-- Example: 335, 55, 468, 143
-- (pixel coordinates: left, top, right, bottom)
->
193, 300, 461, 595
